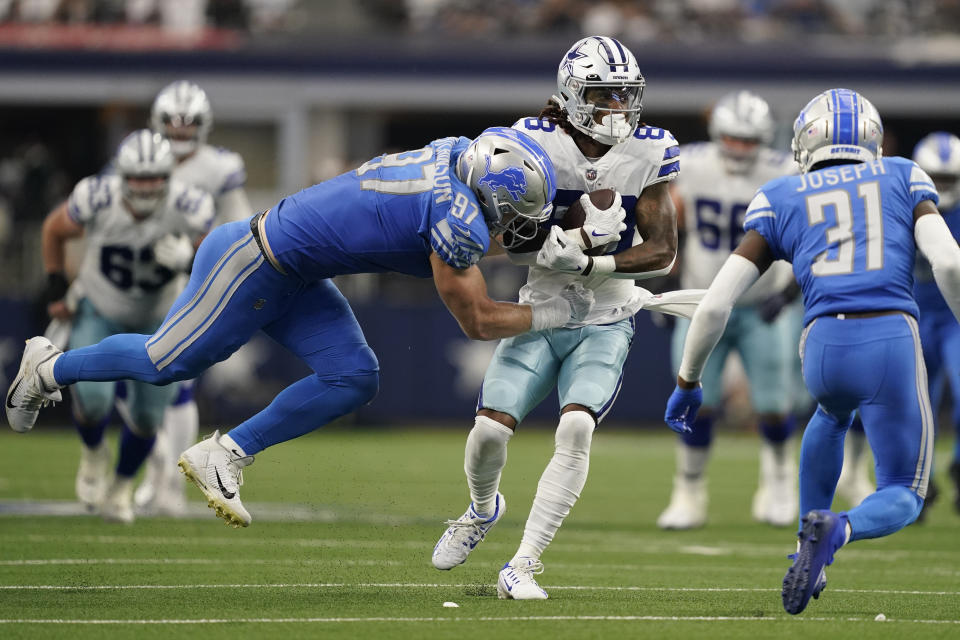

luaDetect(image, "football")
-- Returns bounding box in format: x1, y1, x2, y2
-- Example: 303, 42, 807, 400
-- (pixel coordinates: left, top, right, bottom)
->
561, 188, 620, 256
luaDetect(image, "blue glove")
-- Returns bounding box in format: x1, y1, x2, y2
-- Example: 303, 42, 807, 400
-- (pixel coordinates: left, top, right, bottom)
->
664, 385, 703, 434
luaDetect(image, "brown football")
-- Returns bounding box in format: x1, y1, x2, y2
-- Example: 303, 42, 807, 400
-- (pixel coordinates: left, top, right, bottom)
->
562, 188, 619, 255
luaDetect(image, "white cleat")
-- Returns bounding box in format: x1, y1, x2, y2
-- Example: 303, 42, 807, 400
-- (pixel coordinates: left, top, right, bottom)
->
76, 441, 112, 511
657, 476, 707, 530
178, 430, 253, 528
5, 337, 62, 433
752, 442, 798, 527
432, 492, 505, 570
100, 476, 135, 524
497, 557, 548, 600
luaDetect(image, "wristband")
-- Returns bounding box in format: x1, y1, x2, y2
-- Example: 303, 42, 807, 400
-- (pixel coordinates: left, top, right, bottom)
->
44, 272, 69, 303
581, 255, 615, 276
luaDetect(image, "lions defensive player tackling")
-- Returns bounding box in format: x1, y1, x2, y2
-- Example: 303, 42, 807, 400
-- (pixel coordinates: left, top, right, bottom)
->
135, 80, 253, 517
665, 89, 960, 614
659, 91, 800, 530
432, 37, 691, 600
7, 127, 595, 529
39, 130, 214, 523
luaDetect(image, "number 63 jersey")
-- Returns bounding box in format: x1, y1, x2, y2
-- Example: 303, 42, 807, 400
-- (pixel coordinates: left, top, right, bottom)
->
67, 174, 215, 328
743, 157, 939, 326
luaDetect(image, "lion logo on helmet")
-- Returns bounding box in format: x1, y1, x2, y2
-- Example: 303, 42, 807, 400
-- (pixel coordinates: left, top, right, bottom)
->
477, 156, 527, 201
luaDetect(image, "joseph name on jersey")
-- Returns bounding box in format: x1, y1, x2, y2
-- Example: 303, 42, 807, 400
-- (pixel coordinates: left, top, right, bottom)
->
676, 142, 796, 305
511, 118, 679, 327
68, 174, 215, 327
262, 136, 490, 282
173, 144, 247, 224
744, 157, 939, 326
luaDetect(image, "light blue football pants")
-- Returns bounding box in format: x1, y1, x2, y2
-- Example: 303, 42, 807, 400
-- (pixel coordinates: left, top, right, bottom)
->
53, 220, 380, 456
478, 318, 634, 424
798, 313, 931, 541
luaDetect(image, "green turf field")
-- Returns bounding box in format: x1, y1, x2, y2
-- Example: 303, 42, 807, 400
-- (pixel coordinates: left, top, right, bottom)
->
0, 425, 958, 639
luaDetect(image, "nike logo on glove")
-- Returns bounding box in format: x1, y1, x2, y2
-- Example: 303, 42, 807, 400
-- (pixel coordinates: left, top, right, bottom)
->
5, 379, 22, 409
215, 469, 236, 499
591, 230, 608, 237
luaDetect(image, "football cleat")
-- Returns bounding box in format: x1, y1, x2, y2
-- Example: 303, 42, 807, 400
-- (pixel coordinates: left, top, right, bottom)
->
432, 492, 505, 570
100, 476, 135, 524
752, 442, 798, 527
75, 441, 112, 511
657, 476, 707, 529
5, 337, 62, 433
497, 557, 548, 600
782, 509, 848, 614
178, 430, 254, 528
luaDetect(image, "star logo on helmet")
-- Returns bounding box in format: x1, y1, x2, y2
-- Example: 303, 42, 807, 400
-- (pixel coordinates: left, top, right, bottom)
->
562, 44, 588, 76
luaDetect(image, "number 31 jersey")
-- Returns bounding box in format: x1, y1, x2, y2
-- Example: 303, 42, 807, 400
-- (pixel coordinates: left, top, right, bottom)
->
744, 157, 939, 326
68, 174, 215, 327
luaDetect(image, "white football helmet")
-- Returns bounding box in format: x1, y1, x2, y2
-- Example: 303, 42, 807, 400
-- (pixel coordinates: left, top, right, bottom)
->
709, 90, 775, 173
150, 80, 213, 159
913, 132, 960, 210
792, 88, 883, 173
456, 127, 556, 249
116, 129, 174, 217
556, 36, 645, 146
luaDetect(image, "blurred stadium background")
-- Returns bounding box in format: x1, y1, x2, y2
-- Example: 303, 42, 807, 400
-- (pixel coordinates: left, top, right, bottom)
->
1, 0, 959, 430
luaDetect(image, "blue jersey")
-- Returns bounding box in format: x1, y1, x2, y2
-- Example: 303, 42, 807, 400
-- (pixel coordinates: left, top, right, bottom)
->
914, 203, 960, 317
744, 157, 939, 326
263, 137, 490, 281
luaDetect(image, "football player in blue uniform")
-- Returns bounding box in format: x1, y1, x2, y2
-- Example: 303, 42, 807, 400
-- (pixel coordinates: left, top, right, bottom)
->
912, 132, 960, 513
6, 127, 596, 528
663, 89, 960, 615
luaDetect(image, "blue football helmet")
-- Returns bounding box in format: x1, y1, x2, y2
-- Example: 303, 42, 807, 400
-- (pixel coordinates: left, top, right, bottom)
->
456, 127, 557, 248
792, 88, 883, 173
913, 131, 960, 210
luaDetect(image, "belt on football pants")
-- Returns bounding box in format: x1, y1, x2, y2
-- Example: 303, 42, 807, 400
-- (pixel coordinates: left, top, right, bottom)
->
250, 210, 287, 275
831, 310, 903, 320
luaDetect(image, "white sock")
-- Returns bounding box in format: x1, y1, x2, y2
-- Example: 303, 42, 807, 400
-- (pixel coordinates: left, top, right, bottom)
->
164, 400, 200, 466
515, 411, 594, 561
219, 433, 247, 458
844, 521, 852, 545
37, 355, 62, 391
464, 415, 513, 517
678, 442, 710, 480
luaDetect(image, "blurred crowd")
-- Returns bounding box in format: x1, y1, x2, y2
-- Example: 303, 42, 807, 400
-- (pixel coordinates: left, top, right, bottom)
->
3, 0, 960, 41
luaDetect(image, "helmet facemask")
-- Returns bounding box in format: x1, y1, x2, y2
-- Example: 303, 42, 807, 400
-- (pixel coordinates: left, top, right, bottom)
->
708, 90, 774, 174
150, 80, 213, 160
116, 130, 175, 219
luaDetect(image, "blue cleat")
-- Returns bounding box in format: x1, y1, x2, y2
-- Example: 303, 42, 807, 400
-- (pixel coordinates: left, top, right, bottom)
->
782, 509, 847, 614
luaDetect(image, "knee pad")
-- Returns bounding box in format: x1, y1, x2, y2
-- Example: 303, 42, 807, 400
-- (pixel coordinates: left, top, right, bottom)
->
556, 411, 594, 455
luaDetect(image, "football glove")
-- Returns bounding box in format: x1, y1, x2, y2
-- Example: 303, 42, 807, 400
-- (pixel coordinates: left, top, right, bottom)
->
530, 282, 595, 331
579, 192, 626, 250
153, 233, 194, 272
537, 226, 589, 273
664, 384, 702, 434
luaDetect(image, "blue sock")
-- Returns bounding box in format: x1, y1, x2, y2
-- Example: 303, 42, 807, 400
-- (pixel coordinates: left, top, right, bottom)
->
116, 425, 155, 478
799, 407, 854, 518
75, 416, 109, 449
760, 415, 797, 443
680, 414, 714, 448
846, 486, 922, 540
228, 371, 379, 455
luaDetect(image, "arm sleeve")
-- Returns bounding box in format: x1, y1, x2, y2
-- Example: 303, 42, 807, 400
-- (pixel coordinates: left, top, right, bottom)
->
677, 254, 761, 381
915, 212, 960, 322
742, 189, 785, 260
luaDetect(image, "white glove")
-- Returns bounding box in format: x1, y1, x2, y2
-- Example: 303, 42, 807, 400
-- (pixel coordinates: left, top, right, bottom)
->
153, 233, 195, 272
537, 226, 589, 273
530, 282, 596, 331
579, 192, 626, 250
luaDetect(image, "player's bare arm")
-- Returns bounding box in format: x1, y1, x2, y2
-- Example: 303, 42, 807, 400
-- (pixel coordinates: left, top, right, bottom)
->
431, 252, 534, 340
614, 181, 678, 275
41, 200, 84, 319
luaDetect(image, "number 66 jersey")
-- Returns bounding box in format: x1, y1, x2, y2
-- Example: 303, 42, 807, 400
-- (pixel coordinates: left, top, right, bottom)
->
743, 157, 939, 326
68, 174, 214, 328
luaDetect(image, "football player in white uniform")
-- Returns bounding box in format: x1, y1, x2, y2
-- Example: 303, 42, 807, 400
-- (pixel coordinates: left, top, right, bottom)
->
134, 80, 253, 515
41, 130, 214, 523
658, 91, 800, 530
432, 36, 694, 599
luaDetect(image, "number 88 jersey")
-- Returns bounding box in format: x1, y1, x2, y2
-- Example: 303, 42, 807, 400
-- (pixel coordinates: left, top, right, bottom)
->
68, 173, 214, 328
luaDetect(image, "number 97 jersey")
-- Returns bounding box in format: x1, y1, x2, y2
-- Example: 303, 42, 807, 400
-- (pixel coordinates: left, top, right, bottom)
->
68, 174, 214, 328
744, 157, 939, 326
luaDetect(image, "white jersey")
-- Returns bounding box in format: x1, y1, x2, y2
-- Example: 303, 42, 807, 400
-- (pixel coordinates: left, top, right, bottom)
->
173, 144, 249, 225
674, 142, 796, 306
68, 174, 215, 327
511, 117, 680, 327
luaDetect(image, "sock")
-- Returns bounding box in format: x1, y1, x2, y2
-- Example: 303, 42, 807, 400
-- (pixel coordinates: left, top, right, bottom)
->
220, 432, 247, 458
164, 399, 200, 460
677, 442, 710, 481
74, 416, 109, 449
680, 414, 713, 449
514, 411, 594, 561
38, 355, 62, 391
759, 415, 797, 445
116, 424, 156, 478
464, 416, 513, 516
